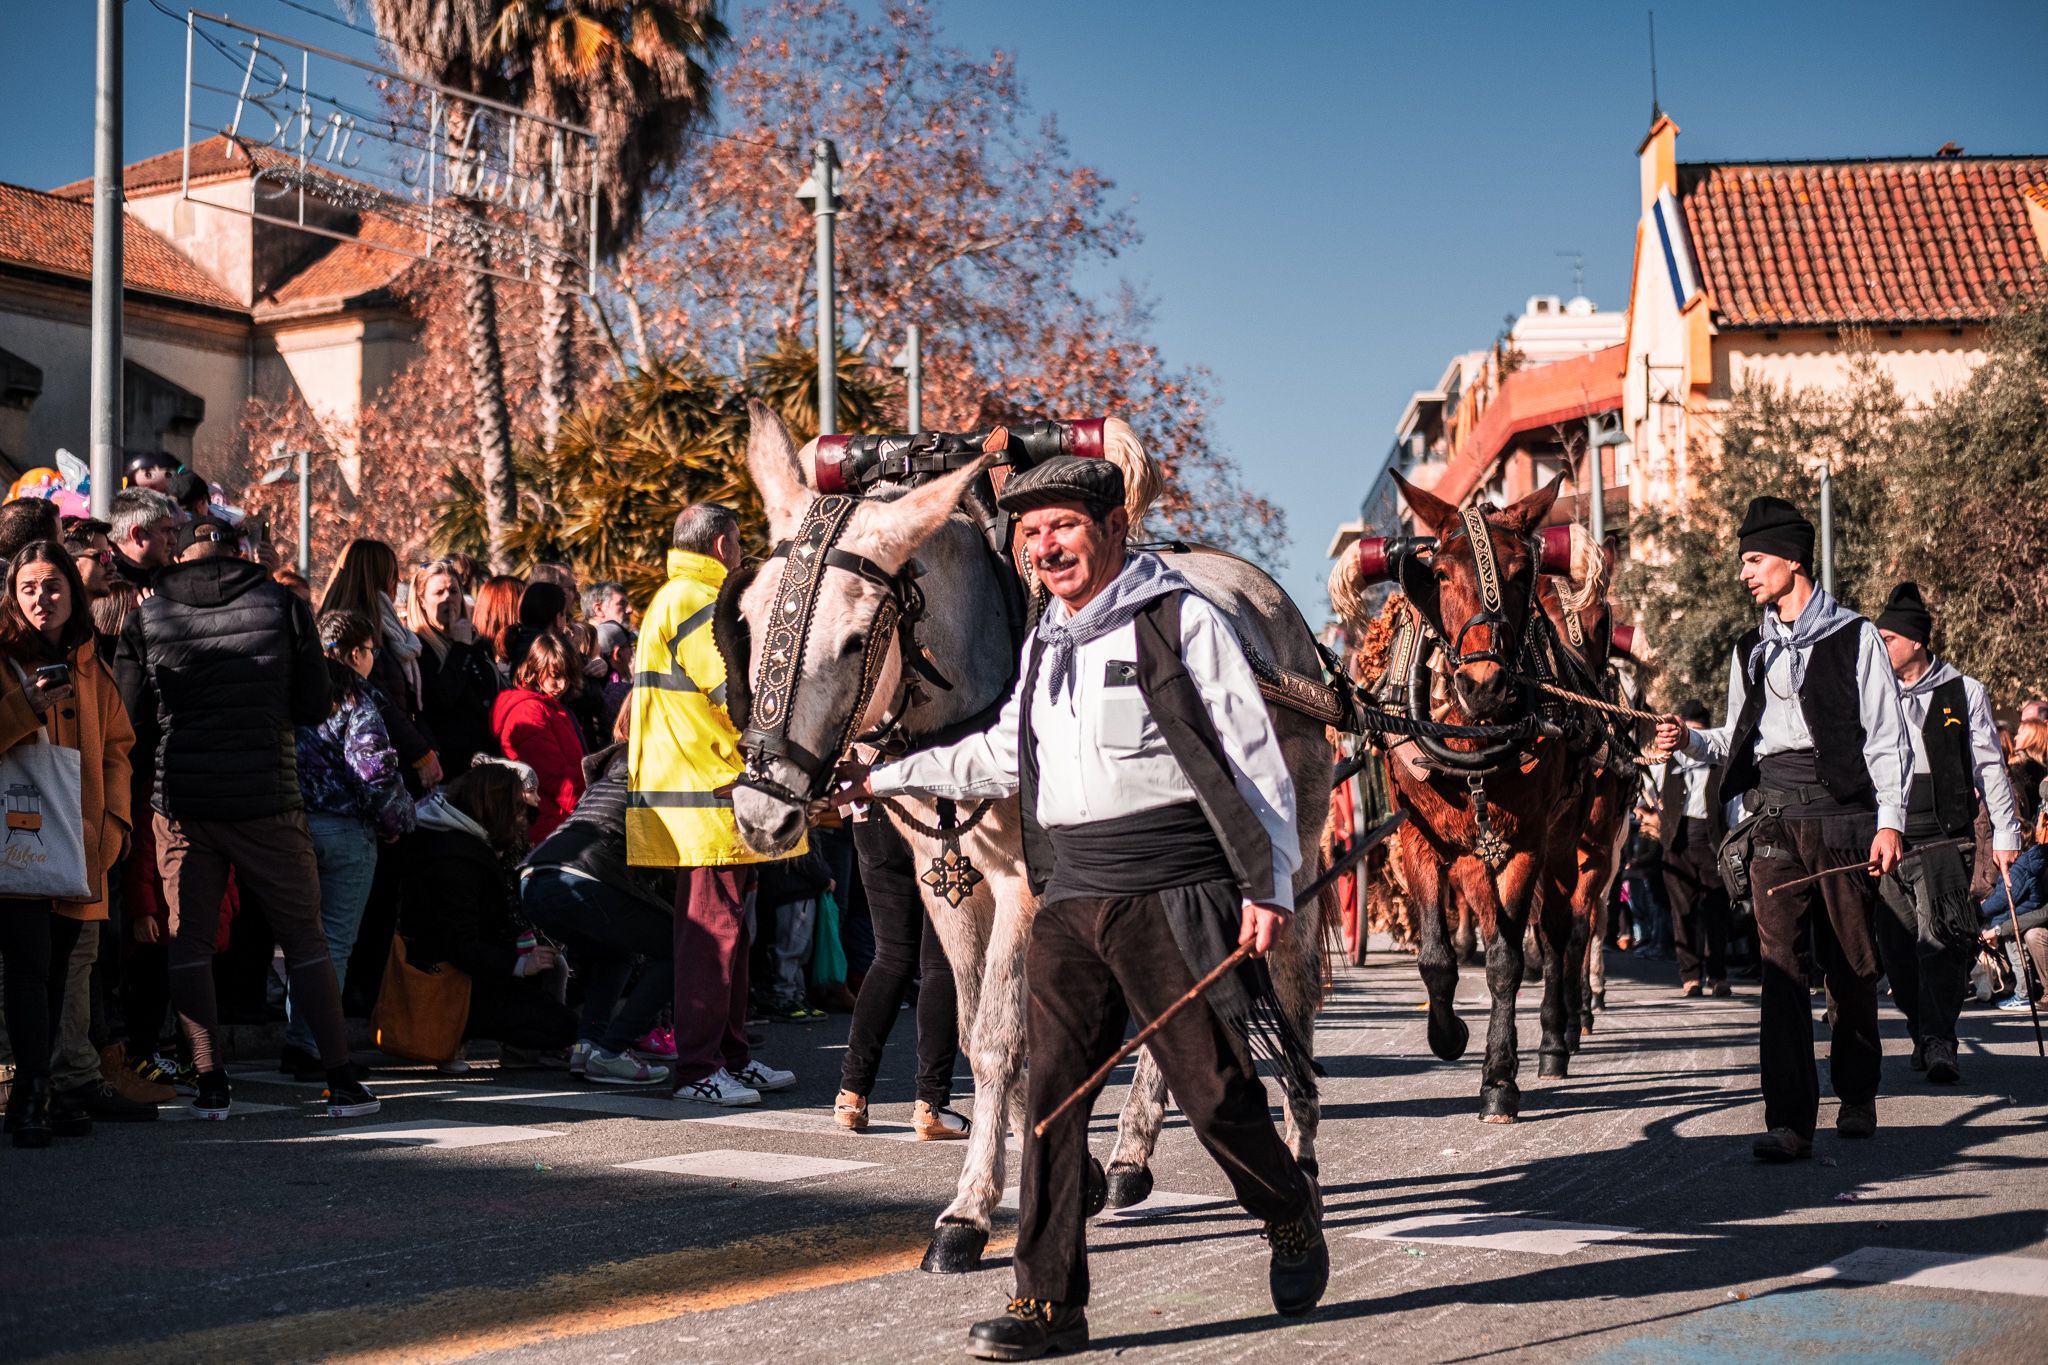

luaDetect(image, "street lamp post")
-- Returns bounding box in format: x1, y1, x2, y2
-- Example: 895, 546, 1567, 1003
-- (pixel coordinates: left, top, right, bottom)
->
891, 324, 923, 433
1818, 465, 1836, 596
88, 0, 123, 518
795, 140, 842, 435
260, 442, 313, 576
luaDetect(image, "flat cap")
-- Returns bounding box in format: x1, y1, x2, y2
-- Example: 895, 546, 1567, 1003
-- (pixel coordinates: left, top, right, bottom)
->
996, 455, 1123, 517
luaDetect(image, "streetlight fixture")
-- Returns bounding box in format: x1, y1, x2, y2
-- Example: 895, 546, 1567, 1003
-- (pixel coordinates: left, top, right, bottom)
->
794, 140, 842, 435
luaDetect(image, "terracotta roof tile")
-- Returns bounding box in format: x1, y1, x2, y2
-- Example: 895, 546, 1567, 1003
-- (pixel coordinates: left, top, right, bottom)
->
0, 182, 242, 312
48, 135, 261, 200
1679, 157, 2048, 327
262, 212, 423, 308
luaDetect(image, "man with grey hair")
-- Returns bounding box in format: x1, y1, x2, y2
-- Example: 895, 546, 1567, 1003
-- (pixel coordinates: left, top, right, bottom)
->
582, 580, 631, 628
628, 502, 792, 1107
108, 488, 179, 593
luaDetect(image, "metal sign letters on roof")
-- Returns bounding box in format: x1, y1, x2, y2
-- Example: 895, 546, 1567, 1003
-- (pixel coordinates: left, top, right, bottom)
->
181, 10, 598, 292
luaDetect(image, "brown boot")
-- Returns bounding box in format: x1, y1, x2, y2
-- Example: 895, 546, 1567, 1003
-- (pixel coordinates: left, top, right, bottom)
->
102, 1044, 174, 1106
834, 1089, 868, 1131
912, 1100, 970, 1141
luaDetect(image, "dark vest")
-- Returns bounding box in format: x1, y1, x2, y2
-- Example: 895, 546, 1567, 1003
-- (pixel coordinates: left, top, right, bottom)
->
1917, 674, 1977, 838
1018, 591, 1274, 901
1721, 622, 1874, 808
1658, 754, 1727, 849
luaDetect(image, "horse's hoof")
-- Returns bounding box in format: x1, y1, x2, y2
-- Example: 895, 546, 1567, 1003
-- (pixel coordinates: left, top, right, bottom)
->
1104, 1163, 1153, 1210
1578, 1010, 1596, 1036
919, 1221, 989, 1275
1083, 1157, 1108, 1218
1478, 1084, 1520, 1123
1592, 990, 1606, 1012
1427, 1012, 1470, 1062
1538, 1051, 1570, 1079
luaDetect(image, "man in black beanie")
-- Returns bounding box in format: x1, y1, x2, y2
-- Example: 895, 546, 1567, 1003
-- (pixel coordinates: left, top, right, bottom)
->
1871, 581, 2021, 1084
1649, 699, 1732, 998
1655, 495, 1911, 1161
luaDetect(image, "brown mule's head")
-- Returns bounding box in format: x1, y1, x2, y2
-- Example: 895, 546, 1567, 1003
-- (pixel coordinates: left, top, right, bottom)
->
1391, 473, 1561, 722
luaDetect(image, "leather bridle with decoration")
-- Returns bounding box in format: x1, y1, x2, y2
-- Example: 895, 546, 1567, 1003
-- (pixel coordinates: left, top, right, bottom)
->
727, 493, 950, 809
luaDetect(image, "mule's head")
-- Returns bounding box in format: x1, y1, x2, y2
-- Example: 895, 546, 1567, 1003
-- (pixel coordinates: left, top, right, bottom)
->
1392, 472, 1560, 722
724, 401, 986, 855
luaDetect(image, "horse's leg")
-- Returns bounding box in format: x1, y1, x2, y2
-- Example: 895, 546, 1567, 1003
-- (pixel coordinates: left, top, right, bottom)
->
1537, 860, 1579, 1079
1467, 856, 1536, 1122
1270, 880, 1328, 1183
1103, 1048, 1167, 1209
1409, 840, 1467, 1061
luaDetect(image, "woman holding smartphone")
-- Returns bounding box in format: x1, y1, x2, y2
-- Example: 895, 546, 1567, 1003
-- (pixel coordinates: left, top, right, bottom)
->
404, 559, 501, 775
0, 541, 133, 1147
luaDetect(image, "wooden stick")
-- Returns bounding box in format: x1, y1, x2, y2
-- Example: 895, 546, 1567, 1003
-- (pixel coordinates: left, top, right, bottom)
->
1766, 837, 1971, 897
1998, 861, 2046, 1058
1033, 944, 1254, 1140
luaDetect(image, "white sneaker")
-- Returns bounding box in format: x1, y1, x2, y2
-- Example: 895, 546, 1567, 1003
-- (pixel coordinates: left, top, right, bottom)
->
733, 1060, 796, 1093
673, 1067, 761, 1107
584, 1048, 671, 1087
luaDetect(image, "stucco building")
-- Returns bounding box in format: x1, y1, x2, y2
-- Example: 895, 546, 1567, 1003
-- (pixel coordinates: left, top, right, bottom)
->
0, 136, 417, 483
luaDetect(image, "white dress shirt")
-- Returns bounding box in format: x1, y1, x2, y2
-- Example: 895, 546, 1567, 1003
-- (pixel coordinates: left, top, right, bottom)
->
870, 587, 1301, 908
1897, 658, 2022, 852
1646, 748, 1713, 820
1685, 617, 1913, 834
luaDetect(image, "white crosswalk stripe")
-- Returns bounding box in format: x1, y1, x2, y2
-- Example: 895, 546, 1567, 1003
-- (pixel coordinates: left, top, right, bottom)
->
1349, 1212, 1637, 1255
294, 1120, 562, 1149
1804, 1246, 2048, 1298
617, 1149, 878, 1182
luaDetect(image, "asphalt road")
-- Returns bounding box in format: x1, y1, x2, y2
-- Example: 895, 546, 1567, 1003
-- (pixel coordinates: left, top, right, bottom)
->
5, 946, 2047, 1365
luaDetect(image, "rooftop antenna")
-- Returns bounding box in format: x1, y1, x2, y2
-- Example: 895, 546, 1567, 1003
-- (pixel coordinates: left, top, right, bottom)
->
1556, 250, 1586, 298
1647, 10, 1662, 122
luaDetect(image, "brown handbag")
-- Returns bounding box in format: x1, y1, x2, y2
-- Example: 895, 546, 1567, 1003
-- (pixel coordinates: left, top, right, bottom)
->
370, 933, 472, 1064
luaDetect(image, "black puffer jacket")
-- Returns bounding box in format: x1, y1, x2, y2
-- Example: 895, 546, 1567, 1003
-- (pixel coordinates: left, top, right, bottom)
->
115, 555, 329, 821
523, 743, 672, 913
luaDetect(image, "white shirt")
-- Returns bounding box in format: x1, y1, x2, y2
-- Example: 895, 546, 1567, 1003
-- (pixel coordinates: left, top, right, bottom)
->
1685, 617, 1913, 835
871, 588, 1301, 908
1897, 658, 2022, 852
1646, 747, 1713, 820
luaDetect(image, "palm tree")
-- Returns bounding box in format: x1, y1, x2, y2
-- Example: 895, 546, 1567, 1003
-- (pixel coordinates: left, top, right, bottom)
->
483, 0, 727, 450
364, 0, 522, 569
748, 334, 892, 446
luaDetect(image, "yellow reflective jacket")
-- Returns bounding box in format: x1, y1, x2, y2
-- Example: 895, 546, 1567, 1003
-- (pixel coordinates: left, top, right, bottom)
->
626, 549, 797, 867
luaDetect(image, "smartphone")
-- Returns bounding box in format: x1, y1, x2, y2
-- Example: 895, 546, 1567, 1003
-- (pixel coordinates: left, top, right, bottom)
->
34, 663, 70, 689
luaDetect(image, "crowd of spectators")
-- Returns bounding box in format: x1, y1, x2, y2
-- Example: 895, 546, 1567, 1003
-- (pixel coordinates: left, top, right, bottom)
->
0, 461, 966, 1148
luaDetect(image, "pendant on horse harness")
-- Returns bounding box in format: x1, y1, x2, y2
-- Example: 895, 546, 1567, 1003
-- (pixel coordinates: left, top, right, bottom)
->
1466, 773, 1510, 870
917, 798, 986, 907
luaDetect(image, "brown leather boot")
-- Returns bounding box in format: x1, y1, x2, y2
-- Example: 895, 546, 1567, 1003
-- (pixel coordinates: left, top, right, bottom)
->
103, 1044, 174, 1106
834, 1089, 868, 1131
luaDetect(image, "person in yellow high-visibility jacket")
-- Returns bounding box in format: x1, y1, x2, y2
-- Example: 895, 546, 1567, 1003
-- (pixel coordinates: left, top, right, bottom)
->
628, 505, 799, 1107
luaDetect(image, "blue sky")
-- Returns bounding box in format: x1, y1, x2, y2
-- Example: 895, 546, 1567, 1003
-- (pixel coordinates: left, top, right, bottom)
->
4, 1, 2045, 608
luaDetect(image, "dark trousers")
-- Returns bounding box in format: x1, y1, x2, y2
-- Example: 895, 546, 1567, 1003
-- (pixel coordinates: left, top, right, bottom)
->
156, 809, 348, 1072
124, 942, 170, 1060
839, 817, 958, 1109
522, 868, 675, 1052
1665, 820, 1731, 984
672, 866, 755, 1086
1746, 812, 1884, 1138
0, 904, 82, 1084
1017, 891, 1309, 1306
1873, 846, 1969, 1048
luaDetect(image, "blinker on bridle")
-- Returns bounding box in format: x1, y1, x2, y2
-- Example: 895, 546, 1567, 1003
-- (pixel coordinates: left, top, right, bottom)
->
733, 494, 949, 809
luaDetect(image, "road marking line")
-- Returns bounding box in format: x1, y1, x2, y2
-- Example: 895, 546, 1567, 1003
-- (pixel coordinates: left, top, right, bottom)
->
1350, 1212, 1637, 1255
617, 1149, 878, 1182
31, 1221, 1013, 1365
1000, 1185, 1218, 1218
156, 1100, 290, 1121
292, 1120, 562, 1150
1803, 1246, 2048, 1298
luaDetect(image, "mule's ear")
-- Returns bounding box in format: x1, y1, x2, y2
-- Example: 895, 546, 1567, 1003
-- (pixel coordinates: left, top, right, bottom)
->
1392, 470, 1455, 535
858, 458, 989, 570
746, 400, 806, 540
1497, 473, 1564, 536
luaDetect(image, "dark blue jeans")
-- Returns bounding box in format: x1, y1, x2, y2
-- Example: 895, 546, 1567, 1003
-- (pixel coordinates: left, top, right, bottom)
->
521, 868, 674, 1052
